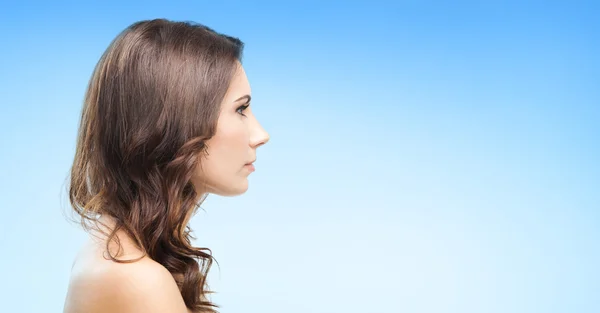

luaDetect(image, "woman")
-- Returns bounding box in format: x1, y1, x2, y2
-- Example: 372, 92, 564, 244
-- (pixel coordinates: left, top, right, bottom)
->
63, 18, 270, 313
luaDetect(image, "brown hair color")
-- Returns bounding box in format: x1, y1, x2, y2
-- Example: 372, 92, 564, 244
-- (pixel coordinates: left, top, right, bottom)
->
68, 18, 244, 312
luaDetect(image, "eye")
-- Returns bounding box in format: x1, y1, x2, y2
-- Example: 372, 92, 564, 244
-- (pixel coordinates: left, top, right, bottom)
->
236, 103, 250, 117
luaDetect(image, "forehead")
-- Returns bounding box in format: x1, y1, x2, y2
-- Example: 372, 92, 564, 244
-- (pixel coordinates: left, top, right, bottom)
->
224, 63, 251, 100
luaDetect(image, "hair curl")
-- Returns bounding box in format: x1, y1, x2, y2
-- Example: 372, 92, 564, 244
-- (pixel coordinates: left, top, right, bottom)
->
68, 18, 244, 312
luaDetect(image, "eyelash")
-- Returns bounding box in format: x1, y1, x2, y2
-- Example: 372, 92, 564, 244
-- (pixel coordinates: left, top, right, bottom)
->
236, 104, 250, 117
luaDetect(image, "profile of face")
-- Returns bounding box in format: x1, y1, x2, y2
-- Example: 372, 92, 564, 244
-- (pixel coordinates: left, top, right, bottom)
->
192, 63, 270, 196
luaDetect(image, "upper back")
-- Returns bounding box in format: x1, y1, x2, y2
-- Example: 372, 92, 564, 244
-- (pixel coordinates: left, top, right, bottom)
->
63, 235, 191, 313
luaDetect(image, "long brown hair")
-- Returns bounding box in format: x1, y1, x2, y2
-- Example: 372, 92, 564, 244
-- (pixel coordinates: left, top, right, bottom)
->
68, 18, 244, 312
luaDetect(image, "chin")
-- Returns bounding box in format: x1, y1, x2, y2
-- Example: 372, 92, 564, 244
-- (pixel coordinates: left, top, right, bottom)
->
210, 179, 249, 197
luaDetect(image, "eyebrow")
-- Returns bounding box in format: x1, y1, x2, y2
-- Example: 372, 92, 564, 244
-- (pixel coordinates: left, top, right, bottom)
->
235, 95, 251, 104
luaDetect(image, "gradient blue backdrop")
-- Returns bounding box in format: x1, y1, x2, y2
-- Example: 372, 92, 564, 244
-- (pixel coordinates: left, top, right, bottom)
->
0, 1, 598, 312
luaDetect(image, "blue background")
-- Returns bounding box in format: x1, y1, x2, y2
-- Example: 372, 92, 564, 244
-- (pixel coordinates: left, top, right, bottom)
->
0, 1, 598, 312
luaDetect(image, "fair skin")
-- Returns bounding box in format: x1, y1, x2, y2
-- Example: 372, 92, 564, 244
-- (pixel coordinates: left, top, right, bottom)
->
192, 62, 270, 196
63, 63, 269, 313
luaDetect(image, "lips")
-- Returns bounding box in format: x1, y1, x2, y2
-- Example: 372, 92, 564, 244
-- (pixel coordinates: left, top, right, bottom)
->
244, 162, 255, 172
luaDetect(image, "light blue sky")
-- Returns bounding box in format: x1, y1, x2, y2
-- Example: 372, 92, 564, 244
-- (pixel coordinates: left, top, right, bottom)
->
0, 1, 598, 312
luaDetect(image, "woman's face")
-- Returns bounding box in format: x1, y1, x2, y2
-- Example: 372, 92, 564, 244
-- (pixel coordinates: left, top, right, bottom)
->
192, 63, 270, 196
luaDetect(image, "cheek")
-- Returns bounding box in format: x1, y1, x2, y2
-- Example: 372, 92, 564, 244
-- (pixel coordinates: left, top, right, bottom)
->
202, 122, 249, 175
194, 122, 249, 195
213, 123, 249, 159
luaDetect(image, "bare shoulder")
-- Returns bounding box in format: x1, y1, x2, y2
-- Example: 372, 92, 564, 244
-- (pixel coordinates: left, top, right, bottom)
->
64, 244, 189, 313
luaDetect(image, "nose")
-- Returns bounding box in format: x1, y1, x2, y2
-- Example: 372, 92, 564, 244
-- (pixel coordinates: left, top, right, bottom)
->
249, 118, 270, 148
